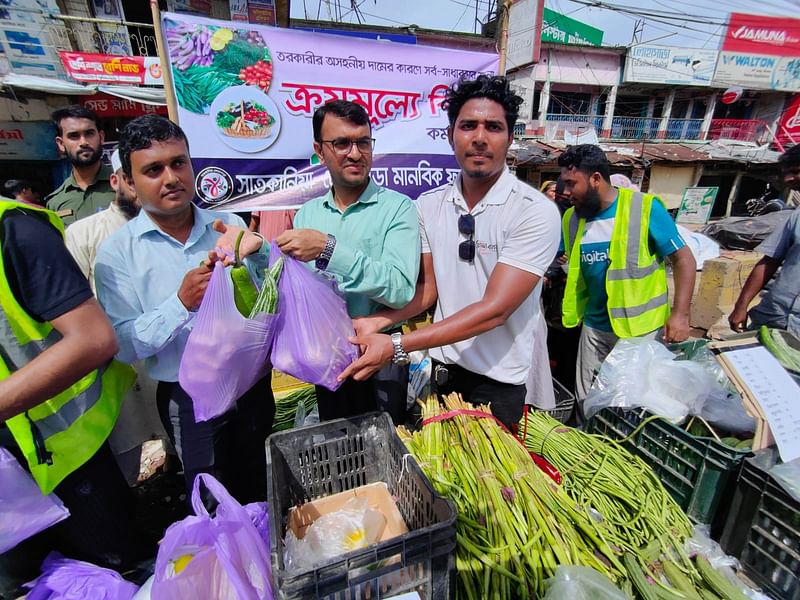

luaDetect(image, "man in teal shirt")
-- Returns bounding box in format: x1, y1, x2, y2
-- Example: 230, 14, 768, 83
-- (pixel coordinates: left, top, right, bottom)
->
277, 100, 419, 423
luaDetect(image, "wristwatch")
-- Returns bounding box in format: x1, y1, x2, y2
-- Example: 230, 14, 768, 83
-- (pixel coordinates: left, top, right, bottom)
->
390, 332, 410, 366
315, 234, 336, 271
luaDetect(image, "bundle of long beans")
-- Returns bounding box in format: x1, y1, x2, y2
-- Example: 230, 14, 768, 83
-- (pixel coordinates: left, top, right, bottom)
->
519, 411, 693, 556
398, 395, 625, 600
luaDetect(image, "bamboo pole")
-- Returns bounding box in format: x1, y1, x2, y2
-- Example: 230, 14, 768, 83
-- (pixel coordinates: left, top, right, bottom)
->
151, 0, 178, 122
498, 0, 511, 75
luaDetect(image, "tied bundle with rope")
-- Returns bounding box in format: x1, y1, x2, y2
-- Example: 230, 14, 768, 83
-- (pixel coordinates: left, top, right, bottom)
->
397, 394, 625, 600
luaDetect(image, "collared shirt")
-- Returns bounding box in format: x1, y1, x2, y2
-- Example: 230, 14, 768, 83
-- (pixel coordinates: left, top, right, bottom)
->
750, 209, 800, 335
94, 205, 267, 383
64, 202, 130, 294
45, 165, 115, 225
417, 167, 561, 385
293, 178, 420, 318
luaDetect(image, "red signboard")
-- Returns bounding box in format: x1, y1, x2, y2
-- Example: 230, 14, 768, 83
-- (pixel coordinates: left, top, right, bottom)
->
79, 93, 168, 119
722, 13, 800, 57
60, 52, 164, 86
776, 94, 800, 146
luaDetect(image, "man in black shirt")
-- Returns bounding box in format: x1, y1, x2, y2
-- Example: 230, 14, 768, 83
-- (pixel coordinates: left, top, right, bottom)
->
0, 206, 141, 582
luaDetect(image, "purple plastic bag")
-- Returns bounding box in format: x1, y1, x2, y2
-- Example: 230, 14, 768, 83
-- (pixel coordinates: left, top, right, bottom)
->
152, 474, 273, 600
0, 448, 69, 553
269, 243, 358, 390
25, 552, 138, 600
179, 262, 276, 422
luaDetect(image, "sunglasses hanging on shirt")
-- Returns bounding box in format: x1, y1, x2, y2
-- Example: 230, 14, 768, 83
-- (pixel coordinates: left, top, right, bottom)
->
458, 213, 475, 263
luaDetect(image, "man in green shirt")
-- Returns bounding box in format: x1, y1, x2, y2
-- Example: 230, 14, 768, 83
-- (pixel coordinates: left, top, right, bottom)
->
276, 100, 420, 424
45, 106, 115, 225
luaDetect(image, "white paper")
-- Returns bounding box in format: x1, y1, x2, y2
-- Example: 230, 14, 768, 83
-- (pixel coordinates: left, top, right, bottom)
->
724, 346, 800, 463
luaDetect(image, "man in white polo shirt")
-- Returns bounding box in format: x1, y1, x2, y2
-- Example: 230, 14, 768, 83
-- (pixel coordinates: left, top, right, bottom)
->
339, 75, 560, 429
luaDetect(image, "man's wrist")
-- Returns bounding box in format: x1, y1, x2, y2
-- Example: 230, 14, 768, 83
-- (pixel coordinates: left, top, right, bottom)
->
315, 234, 336, 270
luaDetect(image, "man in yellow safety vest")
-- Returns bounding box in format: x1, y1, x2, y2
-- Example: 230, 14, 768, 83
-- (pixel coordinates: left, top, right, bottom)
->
0, 201, 140, 579
558, 144, 696, 403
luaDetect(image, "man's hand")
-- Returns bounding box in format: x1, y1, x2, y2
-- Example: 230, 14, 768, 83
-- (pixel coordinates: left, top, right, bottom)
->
352, 314, 393, 338
338, 333, 393, 382
276, 229, 328, 262
212, 219, 264, 264
728, 305, 748, 333
663, 312, 690, 343
178, 264, 213, 310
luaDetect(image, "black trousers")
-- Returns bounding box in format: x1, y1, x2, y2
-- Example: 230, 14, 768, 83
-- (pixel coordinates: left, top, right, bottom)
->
431, 361, 526, 432
156, 373, 274, 505
0, 437, 143, 588
315, 362, 410, 425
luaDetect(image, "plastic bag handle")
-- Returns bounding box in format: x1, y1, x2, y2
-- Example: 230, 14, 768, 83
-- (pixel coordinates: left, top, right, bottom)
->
190, 473, 241, 518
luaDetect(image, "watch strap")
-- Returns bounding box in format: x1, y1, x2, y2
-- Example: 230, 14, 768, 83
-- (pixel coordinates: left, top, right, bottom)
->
315, 234, 336, 270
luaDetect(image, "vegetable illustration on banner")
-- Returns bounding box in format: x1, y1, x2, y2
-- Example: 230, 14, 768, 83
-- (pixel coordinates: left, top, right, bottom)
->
161, 11, 499, 210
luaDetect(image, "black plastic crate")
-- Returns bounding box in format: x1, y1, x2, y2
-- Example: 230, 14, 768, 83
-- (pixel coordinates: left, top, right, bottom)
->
721, 449, 800, 600
586, 407, 750, 535
266, 412, 457, 600
527, 377, 575, 424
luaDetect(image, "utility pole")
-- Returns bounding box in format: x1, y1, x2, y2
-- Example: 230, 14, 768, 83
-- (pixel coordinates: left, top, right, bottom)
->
631, 19, 644, 45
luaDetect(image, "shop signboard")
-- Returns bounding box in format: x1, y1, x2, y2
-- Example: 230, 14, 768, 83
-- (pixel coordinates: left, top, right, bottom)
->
506, 0, 545, 70
79, 93, 168, 118
714, 12, 800, 91
541, 7, 603, 47
0, 1, 62, 76
776, 94, 800, 146
60, 51, 164, 86
624, 45, 717, 86
160, 12, 498, 210
0, 121, 58, 161
676, 187, 719, 224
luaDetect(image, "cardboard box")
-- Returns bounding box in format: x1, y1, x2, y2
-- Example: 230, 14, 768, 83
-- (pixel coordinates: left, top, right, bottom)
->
287, 481, 408, 543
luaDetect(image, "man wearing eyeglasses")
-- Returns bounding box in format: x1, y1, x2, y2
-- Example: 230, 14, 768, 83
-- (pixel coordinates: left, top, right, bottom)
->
276, 100, 420, 424
339, 76, 561, 431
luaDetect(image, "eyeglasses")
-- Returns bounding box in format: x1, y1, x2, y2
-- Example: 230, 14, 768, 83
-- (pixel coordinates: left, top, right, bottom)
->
458, 213, 475, 263
321, 137, 375, 155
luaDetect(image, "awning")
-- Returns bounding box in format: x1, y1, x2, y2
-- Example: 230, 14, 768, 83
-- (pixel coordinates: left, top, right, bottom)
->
0, 73, 166, 105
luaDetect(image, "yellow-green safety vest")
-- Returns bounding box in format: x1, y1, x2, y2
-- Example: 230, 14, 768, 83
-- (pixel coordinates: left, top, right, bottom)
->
561, 188, 670, 338
0, 201, 135, 494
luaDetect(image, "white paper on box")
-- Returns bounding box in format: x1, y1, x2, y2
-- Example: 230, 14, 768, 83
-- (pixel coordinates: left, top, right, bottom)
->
724, 346, 800, 463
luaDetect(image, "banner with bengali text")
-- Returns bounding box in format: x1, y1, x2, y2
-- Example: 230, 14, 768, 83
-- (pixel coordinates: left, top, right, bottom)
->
160, 12, 499, 210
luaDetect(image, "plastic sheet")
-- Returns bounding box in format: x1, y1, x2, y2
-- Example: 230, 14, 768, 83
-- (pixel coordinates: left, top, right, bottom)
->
179, 262, 276, 422
584, 338, 716, 422
152, 474, 273, 600
770, 458, 800, 503
542, 566, 627, 600
24, 552, 138, 600
0, 448, 69, 554
283, 498, 386, 573
269, 243, 358, 391
701, 211, 792, 251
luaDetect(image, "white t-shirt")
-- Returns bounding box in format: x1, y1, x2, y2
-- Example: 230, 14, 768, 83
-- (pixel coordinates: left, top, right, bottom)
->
417, 167, 561, 385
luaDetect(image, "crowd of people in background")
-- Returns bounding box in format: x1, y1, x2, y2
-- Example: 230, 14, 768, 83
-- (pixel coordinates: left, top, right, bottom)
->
1, 74, 799, 584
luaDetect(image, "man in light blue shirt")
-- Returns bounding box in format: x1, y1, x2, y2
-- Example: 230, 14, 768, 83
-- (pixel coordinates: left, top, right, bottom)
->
276, 100, 419, 424
95, 115, 272, 502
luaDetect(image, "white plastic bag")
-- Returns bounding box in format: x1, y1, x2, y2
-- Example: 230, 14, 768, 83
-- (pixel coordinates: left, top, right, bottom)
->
406, 350, 431, 408
284, 498, 386, 572
770, 458, 800, 503
542, 566, 627, 600
584, 339, 716, 421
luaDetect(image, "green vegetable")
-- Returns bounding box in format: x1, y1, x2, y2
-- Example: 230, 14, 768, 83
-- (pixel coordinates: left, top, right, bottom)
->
719, 437, 740, 448
249, 256, 284, 318
735, 438, 753, 450
272, 386, 317, 433
625, 554, 659, 600
760, 326, 800, 372
216, 111, 236, 128
230, 231, 258, 317
694, 555, 750, 600
662, 559, 702, 600
172, 64, 240, 114
212, 39, 265, 73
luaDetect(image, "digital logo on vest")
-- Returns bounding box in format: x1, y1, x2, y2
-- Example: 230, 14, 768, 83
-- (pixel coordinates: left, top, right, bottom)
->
196, 167, 234, 204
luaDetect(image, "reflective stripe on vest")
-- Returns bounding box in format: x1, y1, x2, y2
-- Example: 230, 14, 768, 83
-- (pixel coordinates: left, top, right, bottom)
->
0, 201, 134, 494
561, 188, 670, 337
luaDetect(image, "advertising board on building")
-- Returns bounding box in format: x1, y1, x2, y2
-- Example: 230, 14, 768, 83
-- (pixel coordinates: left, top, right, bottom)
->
0, 0, 62, 76
60, 52, 164, 86
677, 187, 719, 224
714, 12, 800, 91
160, 12, 498, 210
624, 45, 717, 86
0, 121, 58, 161
506, 0, 544, 70
541, 8, 603, 47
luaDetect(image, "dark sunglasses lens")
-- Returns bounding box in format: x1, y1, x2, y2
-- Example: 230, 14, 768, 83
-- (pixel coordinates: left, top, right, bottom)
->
458, 214, 475, 235
459, 240, 475, 261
